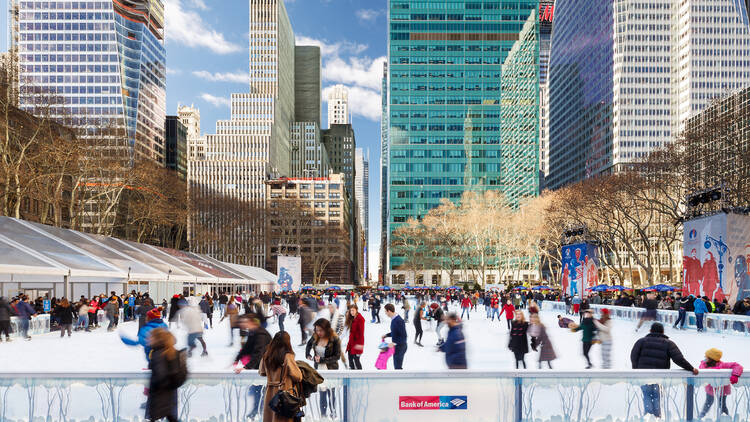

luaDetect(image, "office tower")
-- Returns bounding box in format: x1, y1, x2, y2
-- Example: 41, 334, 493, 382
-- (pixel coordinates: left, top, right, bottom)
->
165, 116, 187, 180
500, 12, 540, 201
322, 124, 356, 199
327, 84, 350, 126
380, 62, 389, 282
538, 1, 554, 187
190, 0, 295, 266
10, 0, 167, 164
290, 121, 330, 177
386, 0, 540, 271
295, 46, 321, 123
547, 0, 750, 190
266, 174, 354, 284
355, 148, 369, 279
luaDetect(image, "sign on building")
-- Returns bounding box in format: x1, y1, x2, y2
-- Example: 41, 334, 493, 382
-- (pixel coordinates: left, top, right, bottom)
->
276, 255, 302, 293
560, 243, 599, 298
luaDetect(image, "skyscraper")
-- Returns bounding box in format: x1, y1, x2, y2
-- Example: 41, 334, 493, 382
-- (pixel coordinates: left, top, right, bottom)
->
547, 0, 750, 190
327, 84, 350, 126
355, 148, 369, 280
386, 0, 540, 272
10, 0, 167, 163
380, 62, 389, 282
190, 0, 296, 266
538, 1, 554, 187
165, 116, 187, 180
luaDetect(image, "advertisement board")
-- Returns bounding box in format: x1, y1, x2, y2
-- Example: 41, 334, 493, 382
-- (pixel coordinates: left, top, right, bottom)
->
276, 255, 302, 293
683, 213, 750, 306
560, 243, 599, 298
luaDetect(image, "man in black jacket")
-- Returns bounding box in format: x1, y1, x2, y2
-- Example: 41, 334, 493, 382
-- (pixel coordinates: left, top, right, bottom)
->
630, 323, 699, 418
234, 314, 272, 420
0, 296, 14, 341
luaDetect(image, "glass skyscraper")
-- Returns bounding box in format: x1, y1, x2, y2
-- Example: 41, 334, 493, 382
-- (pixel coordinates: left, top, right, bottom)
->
547, 0, 750, 190
386, 0, 540, 271
11, 0, 166, 163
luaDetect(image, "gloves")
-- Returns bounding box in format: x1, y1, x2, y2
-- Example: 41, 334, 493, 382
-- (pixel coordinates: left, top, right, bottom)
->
730, 375, 739, 384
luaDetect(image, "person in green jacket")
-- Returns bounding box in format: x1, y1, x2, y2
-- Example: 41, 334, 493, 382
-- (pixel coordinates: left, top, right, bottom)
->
571, 310, 597, 369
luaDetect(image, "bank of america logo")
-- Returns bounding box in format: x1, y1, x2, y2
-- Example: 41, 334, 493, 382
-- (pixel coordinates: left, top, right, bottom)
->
450, 398, 466, 407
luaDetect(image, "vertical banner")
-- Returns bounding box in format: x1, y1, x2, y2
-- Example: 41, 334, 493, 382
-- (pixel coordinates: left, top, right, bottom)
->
276, 255, 302, 293
560, 243, 599, 298
685, 213, 750, 306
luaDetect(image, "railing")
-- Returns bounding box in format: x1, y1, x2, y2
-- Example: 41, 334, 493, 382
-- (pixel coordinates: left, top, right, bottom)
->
540, 300, 750, 336
0, 370, 744, 421
7, 314, 49, 338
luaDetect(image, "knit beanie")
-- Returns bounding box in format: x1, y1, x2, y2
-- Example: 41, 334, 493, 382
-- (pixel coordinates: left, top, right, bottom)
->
705, 348, 722, 362
146, 308, 161, 320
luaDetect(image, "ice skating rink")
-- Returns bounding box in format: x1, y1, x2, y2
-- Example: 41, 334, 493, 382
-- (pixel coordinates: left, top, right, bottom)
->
1, 300, 747, 373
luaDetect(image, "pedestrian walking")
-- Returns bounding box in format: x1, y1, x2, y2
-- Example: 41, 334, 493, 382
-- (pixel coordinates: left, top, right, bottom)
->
383, 303, 407, 370
508, 310, 529, 369
345, 304, 365, 370
630, 323, 698, 419
529, 313, 556, 369
259, 331, 303, 422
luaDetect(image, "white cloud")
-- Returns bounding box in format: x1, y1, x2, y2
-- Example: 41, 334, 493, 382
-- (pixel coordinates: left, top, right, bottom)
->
164, 0, 242, 54
200, 93, 231, 108
166, 67, 181, 75
323, 85, 381, 121
189, 0, 208, 10
192, 70, 248, 84
323, 55, 385, 90
355, 9, 382, 22
295, 35, 368, 57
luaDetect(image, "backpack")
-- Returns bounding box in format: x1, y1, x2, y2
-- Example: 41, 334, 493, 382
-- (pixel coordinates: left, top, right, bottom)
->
168, 350, 189, 389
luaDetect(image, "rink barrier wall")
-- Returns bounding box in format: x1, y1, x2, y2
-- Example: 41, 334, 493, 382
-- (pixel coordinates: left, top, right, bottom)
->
541, 301, 750, 336
7, 314, 49, 338
0, 370, 743, 422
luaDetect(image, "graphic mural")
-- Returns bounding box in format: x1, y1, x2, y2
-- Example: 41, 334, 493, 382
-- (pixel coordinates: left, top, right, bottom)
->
683, 213, 750, 306
560, 243, 599, 298
276, 255, 302, 293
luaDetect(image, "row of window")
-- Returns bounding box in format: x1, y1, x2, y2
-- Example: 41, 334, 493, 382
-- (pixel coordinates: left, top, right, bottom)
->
19, 1, 110, 10
392, 97, 499, 105
392, 56, 507, 65
392, 2, 536, 11
391, 13, 535, 21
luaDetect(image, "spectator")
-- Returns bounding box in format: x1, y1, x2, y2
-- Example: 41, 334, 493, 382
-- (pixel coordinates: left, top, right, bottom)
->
259, 332, 303, 422
630, 323, 698, 419
698, 348, 743, 418
234, 314, 272, 420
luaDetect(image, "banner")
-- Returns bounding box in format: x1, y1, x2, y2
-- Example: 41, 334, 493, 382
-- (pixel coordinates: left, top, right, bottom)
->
276, 255, 302, 293
683, 213, 750, 306
560, 243, 599, 298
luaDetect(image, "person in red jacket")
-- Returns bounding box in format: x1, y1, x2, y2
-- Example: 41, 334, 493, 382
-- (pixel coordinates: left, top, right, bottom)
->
490, 295, 500, 321
460, 295, 472, 320
499, 300, 516, 330
88, 298, 99, 328
345, 304, 365, 370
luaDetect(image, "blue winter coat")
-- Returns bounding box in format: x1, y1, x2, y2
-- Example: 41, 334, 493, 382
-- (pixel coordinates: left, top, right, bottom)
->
120, 318, 167, 360
693, 299, 708, 314
439, 324, 467, 369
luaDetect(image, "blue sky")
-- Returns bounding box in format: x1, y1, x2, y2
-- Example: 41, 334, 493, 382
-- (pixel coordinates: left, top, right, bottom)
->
1, 0, 387, 277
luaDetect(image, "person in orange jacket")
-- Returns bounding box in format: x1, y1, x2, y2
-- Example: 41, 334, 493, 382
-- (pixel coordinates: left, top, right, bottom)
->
499, 300, 516, 330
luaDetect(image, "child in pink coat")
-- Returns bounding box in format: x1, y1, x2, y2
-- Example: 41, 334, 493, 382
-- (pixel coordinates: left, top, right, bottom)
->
698, 348, 743, 418
375, 342, 395, 370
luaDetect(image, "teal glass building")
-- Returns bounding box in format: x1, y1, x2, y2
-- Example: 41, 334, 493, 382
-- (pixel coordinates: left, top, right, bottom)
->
386, 0, 540, 271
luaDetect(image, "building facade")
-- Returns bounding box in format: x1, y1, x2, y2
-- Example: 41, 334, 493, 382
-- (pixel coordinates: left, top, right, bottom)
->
165, 116, 187, 180
290, 121, 330, 178
265, 174, 354, 284
11, 0, 167, 164
354, 148, 369, 280
322, 124, 356, 199
327, 84, 350, 126
386, 0, 541, 272
190, 0, 296, 266
380, 62, 389, 283
547, 0, 750, 190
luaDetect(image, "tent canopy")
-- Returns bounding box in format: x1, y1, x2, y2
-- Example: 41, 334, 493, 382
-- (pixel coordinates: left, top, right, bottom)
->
0, 216, 275, 285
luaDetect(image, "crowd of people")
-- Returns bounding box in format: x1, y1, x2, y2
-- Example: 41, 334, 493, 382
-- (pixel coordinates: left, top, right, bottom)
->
0, 285, 747, 421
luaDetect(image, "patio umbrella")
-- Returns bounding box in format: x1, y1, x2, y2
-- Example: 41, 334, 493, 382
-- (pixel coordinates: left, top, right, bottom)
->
378, 285, 392, 290
531, 286, 551, 290
587, 284, 610, 292
513, 286, 528, 290
608, 285, 627, 291
301, 286, 314, 291
325, 286, 341, 290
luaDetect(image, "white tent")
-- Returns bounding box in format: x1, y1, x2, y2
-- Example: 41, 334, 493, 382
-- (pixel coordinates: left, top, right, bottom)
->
0, 217, 275, 301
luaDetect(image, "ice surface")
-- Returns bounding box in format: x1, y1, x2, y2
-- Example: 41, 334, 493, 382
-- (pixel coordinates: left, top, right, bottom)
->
1, 300, 746, 373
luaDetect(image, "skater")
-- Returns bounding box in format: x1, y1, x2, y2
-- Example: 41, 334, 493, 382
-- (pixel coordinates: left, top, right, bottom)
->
557, 314, 574, 328
146, 328, 187, 422
382, 303, 407, 370
508, 310, 529, 369
345, 305, 365, 370
593, 308, 613, 369
371, 295, 381, 323
693, 296, 708, 332
297, 300, 313, 346
672, 294, 692, 330
630, 323, 698, 419
413, 302, 427, 346
0, 296, 13, 341
178, 298, 208, 357
104, 297, 119, 332
168, 294, 180, 328
15, 296, 36, 340
327, 303, 345, 337
570, 310, 597, 369
120, 308, 168, 361
305, 319, 341, 419
490, 294, 500, 321
499, 300, 515, 330
220, 296, 240, 346
88, 297, 99, 329
636, 292, 658, 331
460, 295, 472, 320
136, 297, 155, 330
199, 295, 213, 329
375, 341, 395, 370
529, 313, 556, 369
54, 298, 75, 338
259, 332, 303, 422
439, 313, 467, 369
431, 302, 446, 345
697, 348, 743, 418
402, 297, 411, 320
270, 299, 287, 333
234, 314, 272, 420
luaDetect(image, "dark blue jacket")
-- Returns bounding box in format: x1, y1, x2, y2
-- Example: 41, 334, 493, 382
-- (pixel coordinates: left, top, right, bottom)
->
14, 301, 35, 319
386, 315, 407, 345
120, 318, 167, 360
439, 324, 467, 369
